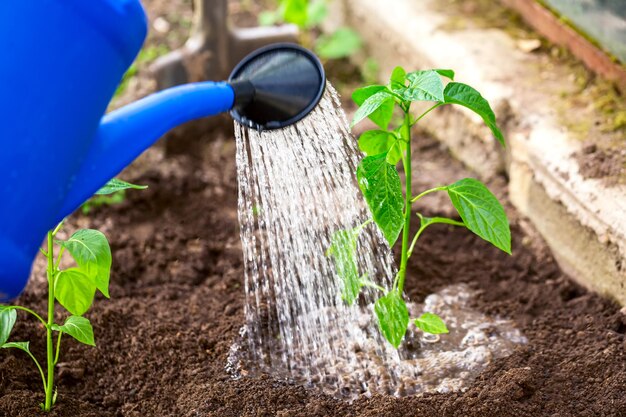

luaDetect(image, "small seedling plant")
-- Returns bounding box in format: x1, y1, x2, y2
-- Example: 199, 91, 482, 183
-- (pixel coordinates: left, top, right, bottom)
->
81, 178, 148, 214
327, 67, 511, 348
0, 179, 145, 411
259, 0, 362, 60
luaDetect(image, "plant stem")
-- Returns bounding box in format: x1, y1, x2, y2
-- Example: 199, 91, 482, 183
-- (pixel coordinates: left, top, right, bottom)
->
394, 103, 444, 293
410, 186, 447, 203
25, 347, 47, 391
44, 230, 55, 411
53, 333, 62, 366
11, 306, 47, 326
407, 215, 465, 258
355, 218, 373, 233
395, 109, 413, 294
54, 248, 65, 270
407, 224, 428, 259
359, 278, 387, 293
412, 102, 442, 126
51, 221, 64, 237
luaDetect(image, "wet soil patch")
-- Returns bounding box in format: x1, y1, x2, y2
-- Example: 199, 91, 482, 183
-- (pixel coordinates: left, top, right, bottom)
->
1, 129, 624, 416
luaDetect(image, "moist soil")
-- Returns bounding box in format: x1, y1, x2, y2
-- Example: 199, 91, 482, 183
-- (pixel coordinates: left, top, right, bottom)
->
1, 126, 625, 416
2, 1, 626, 414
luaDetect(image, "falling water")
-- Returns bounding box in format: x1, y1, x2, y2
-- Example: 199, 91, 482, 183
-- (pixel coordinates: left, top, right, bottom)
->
228, 83, 526, 399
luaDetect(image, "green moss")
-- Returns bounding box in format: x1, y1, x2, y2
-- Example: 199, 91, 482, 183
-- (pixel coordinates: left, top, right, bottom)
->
556, 73, 626, 139
586, 80, 626, 133
435, 0, 534, 39
438, 15, 469, 32
610, 111, 626, 132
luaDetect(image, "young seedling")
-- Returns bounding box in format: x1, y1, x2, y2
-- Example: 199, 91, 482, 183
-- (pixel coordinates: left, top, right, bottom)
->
82, 178, 148, 214
0, 178, 144, 411
328, 67, 511, 348
259, 0, 361, 60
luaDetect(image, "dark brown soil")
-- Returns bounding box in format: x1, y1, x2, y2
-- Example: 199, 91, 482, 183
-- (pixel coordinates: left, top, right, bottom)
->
4, 0, 625, 414
575, 142, 626, 185
1, 125, 625, 416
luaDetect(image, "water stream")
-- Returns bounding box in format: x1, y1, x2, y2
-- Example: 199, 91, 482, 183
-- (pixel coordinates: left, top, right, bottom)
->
228, 83, 526, 399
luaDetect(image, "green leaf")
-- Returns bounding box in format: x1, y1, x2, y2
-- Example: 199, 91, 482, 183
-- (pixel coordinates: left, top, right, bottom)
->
390, 66, 406, 86
95, 178, 147, 195
360, 57, 380, 85
446, 178, 511, 254
356, 154, 404, 246
316, 27, 362, 60
0, 307, 17, 345
2, 341, 31, 353
51, 316, 95, 346
443, 82, 505, 146
59, 229, 112, 298
281, 0, 308, 27
358, 130, 405, 166
417, 214, 465, 228
434, 69, 455, 80
137, 45, 170, 64
352, 86, 395, 129
114, 63, 138, 98
306, 0, 328, 27
326, 229, 361, 305
352, 90, 395, 129
258, 11, 279, 26
374, 291, 409, 348
352, 85, 385, 104
386, 139, 405, 166
358, 130, 395, 156
55, 268, 97, 316
352, 84, 387, 106
399, 70, 445, 102
414, 312, 449, 334
357, 130, 405, 166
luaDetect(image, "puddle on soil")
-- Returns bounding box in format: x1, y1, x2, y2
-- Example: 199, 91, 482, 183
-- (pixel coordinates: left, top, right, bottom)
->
227, 283, 527, 400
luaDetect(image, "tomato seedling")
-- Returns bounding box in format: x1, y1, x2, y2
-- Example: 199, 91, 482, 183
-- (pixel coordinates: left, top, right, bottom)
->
0, 178, 144, 411
328, 67, 510, 348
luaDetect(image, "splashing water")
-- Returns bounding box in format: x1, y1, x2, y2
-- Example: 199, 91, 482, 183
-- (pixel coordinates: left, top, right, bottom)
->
229, 83, 526, 399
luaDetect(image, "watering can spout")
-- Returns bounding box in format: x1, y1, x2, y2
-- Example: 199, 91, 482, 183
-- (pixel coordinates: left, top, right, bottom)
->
56, 82, 236, 220
58, 43, 326, 221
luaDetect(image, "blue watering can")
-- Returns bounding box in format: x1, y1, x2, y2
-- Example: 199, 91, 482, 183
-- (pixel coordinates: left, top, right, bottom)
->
0, 0, 325, 301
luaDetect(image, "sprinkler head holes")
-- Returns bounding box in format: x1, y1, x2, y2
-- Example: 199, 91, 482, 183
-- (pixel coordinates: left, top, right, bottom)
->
228, 43, 326, 131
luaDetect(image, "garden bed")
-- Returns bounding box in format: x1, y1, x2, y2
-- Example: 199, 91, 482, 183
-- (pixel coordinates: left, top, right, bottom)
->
1, 0, 625, 415
1, 126, 624, 416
